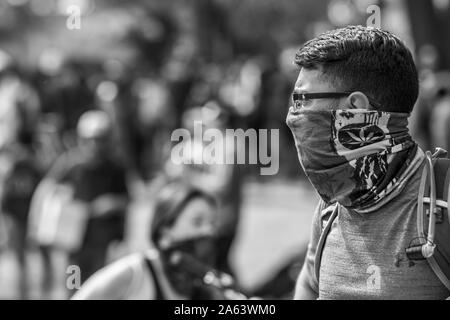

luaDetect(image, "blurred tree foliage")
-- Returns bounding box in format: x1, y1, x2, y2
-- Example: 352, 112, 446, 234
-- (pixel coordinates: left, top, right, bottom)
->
0, 0, 329, 67
405, 0, 450, 70
224, 0, 328, 56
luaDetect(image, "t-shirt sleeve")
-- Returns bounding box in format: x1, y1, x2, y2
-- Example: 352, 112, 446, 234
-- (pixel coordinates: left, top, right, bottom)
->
302, 199, 327, 293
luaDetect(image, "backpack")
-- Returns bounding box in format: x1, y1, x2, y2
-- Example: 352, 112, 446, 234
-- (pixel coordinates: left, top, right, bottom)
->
314, 148, 450, 292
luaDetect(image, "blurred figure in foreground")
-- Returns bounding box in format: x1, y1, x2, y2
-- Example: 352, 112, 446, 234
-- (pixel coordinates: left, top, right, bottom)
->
72, 182, 248, 300
29, 110, 129, 296
167, 102, 243, 275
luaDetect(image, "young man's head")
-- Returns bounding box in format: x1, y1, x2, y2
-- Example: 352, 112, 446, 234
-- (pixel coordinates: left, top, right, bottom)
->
286, 26, 420, 209
292, 26, 418, 113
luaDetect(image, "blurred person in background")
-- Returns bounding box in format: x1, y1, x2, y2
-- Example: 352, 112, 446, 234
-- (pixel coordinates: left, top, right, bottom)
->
32, 55, 98, 152
130, 75, 176, 182
426, 71, 450, 153
408, 45, 440, 152
166, 101, 243, 276
29, 110, 130, 297
0, 51, 42, 299
162, 35, 200, 130
72, 181, 247, 300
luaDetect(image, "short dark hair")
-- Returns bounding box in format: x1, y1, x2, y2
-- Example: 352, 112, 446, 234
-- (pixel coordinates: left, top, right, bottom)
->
294, 26, 418, 113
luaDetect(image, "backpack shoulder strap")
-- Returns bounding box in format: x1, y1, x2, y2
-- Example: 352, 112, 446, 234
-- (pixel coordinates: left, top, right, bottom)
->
314, 203, 339, 284
416, 154, 450, 292
143, 253, 166, 300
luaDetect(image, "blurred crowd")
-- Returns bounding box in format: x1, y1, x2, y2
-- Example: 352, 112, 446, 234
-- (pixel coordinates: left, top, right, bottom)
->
0, 50, 296, 299
0, 0, 305, 300
1, 0, 450, 300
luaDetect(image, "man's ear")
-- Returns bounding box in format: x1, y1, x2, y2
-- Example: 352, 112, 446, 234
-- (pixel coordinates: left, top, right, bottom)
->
345, 91, 370, 110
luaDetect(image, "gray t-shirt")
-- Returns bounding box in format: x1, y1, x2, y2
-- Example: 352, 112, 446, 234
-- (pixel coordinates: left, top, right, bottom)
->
304, 160, 450, 299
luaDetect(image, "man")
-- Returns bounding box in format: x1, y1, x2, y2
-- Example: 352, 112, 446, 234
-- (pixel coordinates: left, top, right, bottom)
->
286, 26, 449, 299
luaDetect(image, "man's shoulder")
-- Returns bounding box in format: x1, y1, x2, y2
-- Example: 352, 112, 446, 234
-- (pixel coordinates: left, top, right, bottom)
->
72, 253, 147, 300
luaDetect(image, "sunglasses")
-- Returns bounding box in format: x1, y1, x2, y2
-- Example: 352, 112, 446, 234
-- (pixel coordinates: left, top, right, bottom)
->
292, 92, 381, 109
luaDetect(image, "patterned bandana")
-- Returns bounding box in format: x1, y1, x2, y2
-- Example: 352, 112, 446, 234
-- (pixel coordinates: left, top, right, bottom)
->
286, 108, 419, 209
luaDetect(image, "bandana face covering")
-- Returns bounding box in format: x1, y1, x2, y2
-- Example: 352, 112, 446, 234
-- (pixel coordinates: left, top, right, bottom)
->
286, 108, 417, 208
160, 235, 218, 296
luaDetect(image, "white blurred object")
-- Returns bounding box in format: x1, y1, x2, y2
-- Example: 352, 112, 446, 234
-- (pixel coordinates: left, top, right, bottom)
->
133, 78, 169, 126
38, 48, 65, 76
57, 0, 93, 15
0, 76, 21, 149
76, 110, 112, 139
219, 59, 261, 117
433, 0, 450, 11
327, 0, 357, 27
96, 81, 118, 103
29, 181, 90, 252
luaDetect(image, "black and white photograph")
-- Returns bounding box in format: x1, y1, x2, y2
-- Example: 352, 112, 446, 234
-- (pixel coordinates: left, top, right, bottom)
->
0, 0, 449, 306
